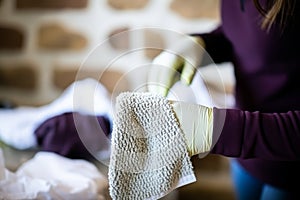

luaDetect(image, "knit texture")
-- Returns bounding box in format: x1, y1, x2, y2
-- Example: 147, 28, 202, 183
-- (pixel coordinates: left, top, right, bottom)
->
108, 92, 196, 200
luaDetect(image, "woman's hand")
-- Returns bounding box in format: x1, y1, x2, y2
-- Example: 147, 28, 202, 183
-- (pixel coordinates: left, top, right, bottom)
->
147, 36, 205, 96
170, 100, 214, 157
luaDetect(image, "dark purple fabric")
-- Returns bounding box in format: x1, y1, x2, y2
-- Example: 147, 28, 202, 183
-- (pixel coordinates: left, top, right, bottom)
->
212, 108, 300, 190
193, 0, 300, 190
34, 112, 111, 160
212, 109, 300, 161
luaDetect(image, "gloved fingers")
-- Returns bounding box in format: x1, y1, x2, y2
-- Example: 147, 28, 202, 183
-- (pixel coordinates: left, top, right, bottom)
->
148, 53, 184, 96
147, 36, 204, 96
152, 51, 181, 69
148, 64, 181, 96
180, 61, 197, 86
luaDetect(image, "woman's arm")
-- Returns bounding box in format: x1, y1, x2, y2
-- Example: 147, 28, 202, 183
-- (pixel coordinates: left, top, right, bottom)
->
212, 108, 300, 161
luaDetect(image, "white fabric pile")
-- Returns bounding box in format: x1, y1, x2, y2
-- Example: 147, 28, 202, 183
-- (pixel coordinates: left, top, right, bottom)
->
108, 92, 196, 200
0, 149, 109, 200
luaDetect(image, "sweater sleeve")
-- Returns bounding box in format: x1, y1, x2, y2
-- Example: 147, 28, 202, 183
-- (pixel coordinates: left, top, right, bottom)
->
211, 108, 300, 161
191, 26, 234, 64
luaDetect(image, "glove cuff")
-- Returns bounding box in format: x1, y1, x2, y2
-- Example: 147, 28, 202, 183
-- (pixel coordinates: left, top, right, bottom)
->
191, 106, 213, 156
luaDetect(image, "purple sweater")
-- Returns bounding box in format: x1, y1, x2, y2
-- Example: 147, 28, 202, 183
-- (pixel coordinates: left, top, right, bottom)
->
195, 1, 300, 190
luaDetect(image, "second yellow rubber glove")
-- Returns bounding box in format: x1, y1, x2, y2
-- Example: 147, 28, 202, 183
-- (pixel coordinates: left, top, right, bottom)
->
147, 36, 205, 97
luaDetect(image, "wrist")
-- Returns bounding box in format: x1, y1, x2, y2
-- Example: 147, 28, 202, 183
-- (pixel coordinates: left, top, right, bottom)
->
190, 105, 213, 156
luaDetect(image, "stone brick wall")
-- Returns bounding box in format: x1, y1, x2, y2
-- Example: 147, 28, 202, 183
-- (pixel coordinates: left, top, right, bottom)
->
0, 0, 220, 106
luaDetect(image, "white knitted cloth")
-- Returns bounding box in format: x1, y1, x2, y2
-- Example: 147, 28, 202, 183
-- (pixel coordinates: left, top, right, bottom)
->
108, 92, 196, 200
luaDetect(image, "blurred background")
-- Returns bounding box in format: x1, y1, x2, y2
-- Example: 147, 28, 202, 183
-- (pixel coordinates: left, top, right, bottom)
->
0, 0, 223, 106
0, 0, 236, 199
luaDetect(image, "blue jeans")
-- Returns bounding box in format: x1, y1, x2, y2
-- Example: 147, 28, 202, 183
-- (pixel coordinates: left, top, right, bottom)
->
230, 160, 298, 200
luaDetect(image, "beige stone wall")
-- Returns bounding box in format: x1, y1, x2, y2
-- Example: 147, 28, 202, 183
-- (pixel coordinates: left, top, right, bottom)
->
0, 0, 220, 106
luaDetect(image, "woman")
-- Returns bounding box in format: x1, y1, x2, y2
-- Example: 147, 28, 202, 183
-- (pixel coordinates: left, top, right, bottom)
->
148, 0, 300, 199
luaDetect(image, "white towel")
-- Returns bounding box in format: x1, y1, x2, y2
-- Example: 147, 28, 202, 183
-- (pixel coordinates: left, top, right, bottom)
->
108, 92, 196, 200
0, 150, 109, 200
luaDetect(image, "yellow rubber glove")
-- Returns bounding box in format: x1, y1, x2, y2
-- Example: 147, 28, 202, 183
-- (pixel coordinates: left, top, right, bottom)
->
148, 36, 205, 97
170, 100, 214, 157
